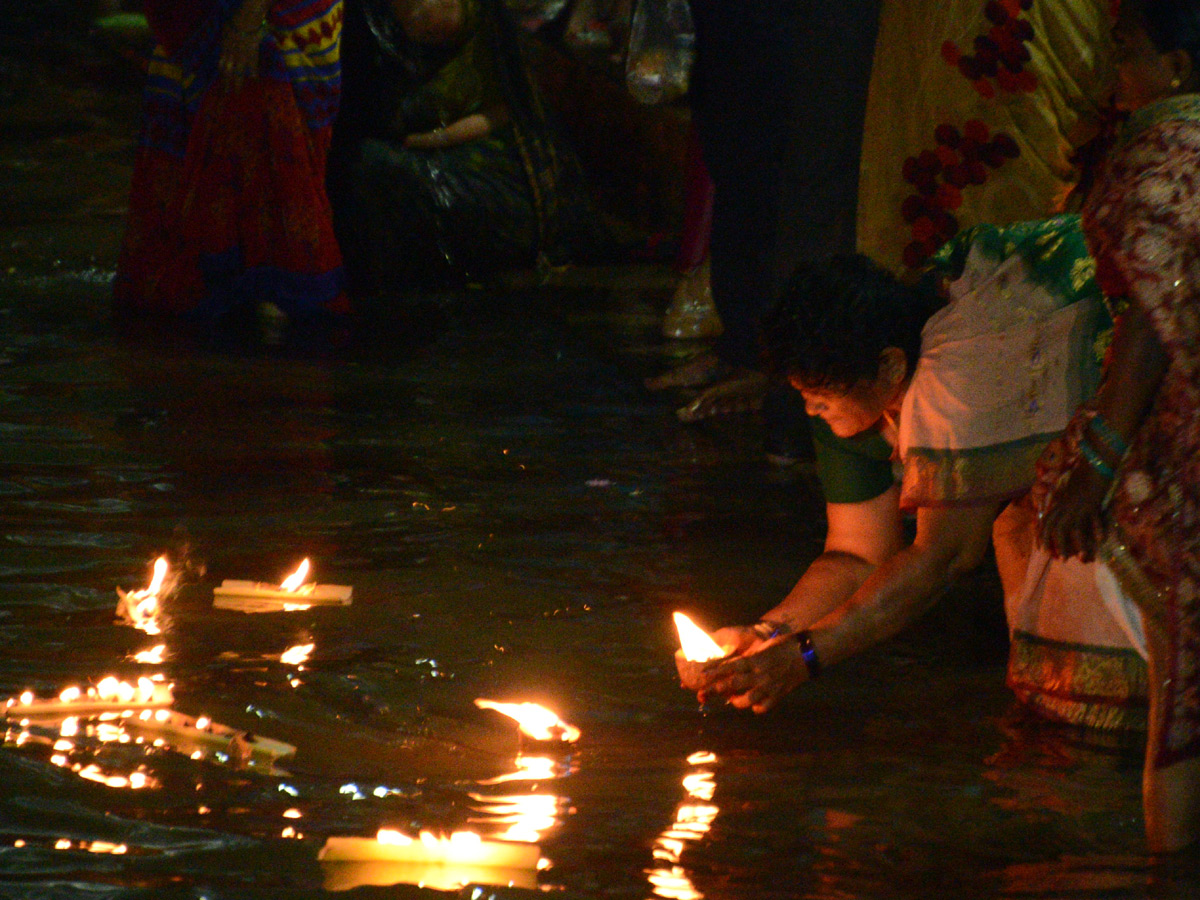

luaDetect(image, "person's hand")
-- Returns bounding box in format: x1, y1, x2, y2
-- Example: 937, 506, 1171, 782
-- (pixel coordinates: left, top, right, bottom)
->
219, 16, 264, 92
674, 625, 757, 694
1037, 460, 1111, 562
707, 625, 760, 657
696, 634, 808, 713
403, 128, 448, 150
1031, 432, 1070, 513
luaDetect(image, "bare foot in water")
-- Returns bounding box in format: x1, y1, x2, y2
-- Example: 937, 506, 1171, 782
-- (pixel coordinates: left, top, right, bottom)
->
675, 369, 768, 422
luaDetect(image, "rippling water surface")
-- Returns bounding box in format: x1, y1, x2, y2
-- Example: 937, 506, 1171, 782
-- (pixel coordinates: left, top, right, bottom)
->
0, 19, 1197, 900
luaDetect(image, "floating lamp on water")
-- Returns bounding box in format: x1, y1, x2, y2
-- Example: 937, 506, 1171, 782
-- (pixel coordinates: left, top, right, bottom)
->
673, 612, 732, 691
213, 558, 352, 612
473, 699, 581, 745
119, 708, 296, 770
7, 705, 294, 774
319, 829, 541, 892
115, 556, 168, 635
5, 677, 173, 717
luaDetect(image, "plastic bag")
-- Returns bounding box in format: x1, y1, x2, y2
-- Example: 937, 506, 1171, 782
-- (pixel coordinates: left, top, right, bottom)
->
503, 0, 572, 29
625, 0, 694, 104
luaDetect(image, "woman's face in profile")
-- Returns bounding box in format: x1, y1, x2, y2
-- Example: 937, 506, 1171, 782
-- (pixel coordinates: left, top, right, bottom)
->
1112, 12, 1180, 112
395, 0, 465, 46
793, 378, 894, 439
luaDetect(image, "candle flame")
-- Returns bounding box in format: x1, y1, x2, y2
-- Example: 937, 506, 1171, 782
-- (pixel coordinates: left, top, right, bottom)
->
118, 557, 169, 636
280, 559, 311, 592
673, 613, 728, 663
147, 557, 167, 595
474, 699, 581, 743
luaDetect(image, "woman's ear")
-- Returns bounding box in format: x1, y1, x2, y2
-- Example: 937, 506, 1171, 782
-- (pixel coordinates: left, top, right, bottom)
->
878, 346, 908, 389
1167, 47, 1194, 90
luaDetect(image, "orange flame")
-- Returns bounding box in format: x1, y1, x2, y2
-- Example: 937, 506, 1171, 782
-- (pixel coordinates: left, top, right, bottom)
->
146, 557, 167, 595
119, 557, 169, 636
673, 613, 727, 663
474, 699, 581, 742
280, 559, 311, 592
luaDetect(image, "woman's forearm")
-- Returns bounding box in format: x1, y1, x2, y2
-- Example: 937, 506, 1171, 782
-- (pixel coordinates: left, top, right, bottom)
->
812, 503, 996, 668
762, 550, 875, 633
1092, 305, 1168, 450
762, 489, 905, 633
404, 105, 510, 150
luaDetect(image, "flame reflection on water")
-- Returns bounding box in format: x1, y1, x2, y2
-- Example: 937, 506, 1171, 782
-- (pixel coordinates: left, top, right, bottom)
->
646, 751, 720, 900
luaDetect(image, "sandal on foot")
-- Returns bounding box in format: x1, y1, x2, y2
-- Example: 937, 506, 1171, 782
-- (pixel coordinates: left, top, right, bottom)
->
675, 371, 769, 422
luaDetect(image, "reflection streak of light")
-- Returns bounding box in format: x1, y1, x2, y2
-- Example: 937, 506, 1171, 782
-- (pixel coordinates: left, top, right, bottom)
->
133, 645, 166, 665
479, 754, 562, 784
646, 752, 721, 900
281, 643, 314, 666
469, 792, 562, 843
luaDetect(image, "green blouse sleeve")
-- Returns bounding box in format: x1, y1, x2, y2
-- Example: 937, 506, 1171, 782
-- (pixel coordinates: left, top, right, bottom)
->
810, 416, 896, 504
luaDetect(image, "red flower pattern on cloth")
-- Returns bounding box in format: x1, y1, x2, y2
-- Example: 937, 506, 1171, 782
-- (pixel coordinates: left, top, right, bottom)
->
900, 120, 1020, 268
941, 0, 1039, 100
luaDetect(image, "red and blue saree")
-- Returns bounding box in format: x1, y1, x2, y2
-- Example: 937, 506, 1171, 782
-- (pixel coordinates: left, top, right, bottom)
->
114, 0, 349, 330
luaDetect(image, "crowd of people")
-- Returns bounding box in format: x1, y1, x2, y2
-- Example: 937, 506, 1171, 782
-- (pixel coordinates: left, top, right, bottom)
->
111, 0, 1200, 855
112, 0, 604, 342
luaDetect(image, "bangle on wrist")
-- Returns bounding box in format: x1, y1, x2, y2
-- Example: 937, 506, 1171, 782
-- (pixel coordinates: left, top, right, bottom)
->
1087, 413, 1129, 458
753, 619, 792, 640
1077, 435, 1116, 481
793, 630, 821, 679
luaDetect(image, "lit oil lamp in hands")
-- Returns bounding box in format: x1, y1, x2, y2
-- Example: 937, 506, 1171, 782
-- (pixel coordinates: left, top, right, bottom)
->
673, 612, 734, 692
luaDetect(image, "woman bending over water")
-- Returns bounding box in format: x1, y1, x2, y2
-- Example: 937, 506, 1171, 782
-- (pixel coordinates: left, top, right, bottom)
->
681, 222, 1158, 837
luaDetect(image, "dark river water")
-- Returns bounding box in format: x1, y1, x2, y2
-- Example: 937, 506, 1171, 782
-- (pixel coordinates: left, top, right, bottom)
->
0, 10, 1197, 900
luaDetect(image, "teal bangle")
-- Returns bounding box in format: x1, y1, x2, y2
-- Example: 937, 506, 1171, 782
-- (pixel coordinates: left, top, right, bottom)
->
1088, 413, 1129, 458
1077, 436, 1116, 480
793, 630, 821, 679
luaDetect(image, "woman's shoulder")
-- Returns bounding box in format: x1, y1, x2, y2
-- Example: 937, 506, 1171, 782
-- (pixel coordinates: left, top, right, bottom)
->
1093, 114, 1200, 233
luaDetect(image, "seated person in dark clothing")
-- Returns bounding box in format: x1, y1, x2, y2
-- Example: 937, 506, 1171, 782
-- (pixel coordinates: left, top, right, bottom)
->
330, 0, 601, 294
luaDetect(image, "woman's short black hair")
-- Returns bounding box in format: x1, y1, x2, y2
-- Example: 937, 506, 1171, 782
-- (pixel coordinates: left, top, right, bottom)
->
1127, 0, 1200, 66
763, 254, 936, 390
